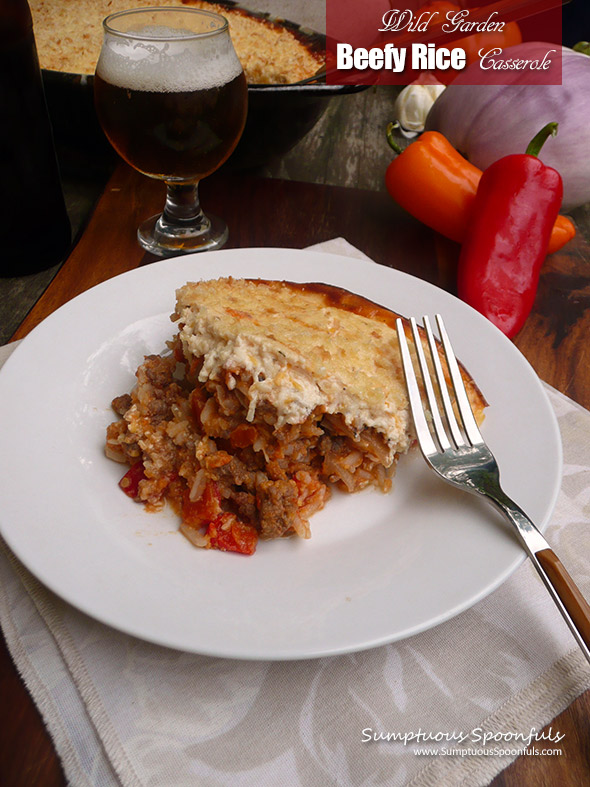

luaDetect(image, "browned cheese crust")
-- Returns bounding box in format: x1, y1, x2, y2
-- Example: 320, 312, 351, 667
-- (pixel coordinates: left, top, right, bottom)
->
246, 278, 488, 418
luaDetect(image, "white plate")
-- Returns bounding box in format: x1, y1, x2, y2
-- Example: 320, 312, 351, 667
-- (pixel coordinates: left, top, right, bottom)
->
0, 248, 561, 660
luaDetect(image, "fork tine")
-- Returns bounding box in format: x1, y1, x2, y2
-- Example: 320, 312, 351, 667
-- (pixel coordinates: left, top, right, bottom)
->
435, 314, 484, 447
422, 316, 466, 449
409, 318, 452, 451
396, 319, 437, 457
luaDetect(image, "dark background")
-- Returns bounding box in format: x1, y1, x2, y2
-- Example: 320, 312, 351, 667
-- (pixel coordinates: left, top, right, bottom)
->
562, 0, 590, 46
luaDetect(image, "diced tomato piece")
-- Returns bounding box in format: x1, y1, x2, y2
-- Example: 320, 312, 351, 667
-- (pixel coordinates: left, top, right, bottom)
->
207, 513, 258, 555
181, 481, 222, 527
119, 462, 146, 499
229, 424, 258, 448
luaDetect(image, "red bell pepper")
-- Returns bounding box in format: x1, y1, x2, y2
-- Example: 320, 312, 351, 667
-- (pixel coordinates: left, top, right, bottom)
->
119, 461, 146, 499
206, 513, 258, 555
457, 123, 563, 339
181, 481, 222, 526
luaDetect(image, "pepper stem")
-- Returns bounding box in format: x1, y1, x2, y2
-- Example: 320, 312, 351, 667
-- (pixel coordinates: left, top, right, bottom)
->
386, 122, 404, 155
525, 122, 558, 157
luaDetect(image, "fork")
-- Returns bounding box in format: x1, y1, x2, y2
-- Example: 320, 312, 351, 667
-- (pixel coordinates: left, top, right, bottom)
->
396, 314, 590, 666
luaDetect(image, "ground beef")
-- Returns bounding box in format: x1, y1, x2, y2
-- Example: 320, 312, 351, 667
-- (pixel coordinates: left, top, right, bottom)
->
256, 477, 299, 539
111, 394, 132, 416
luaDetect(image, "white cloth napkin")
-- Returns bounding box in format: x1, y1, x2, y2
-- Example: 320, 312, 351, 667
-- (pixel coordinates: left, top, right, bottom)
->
1, 238, 589, 787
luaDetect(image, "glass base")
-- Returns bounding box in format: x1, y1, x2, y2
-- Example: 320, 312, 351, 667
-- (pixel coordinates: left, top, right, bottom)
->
137, 211, 229, 256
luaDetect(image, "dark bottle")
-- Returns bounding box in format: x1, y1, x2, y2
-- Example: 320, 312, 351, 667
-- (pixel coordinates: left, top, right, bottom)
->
0, 0, 71, 277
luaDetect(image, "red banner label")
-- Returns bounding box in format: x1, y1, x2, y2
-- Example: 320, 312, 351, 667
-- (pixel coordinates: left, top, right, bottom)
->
326, 0, 564, 85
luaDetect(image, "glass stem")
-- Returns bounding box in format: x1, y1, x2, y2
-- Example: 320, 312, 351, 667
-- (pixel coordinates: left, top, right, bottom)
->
138, 178, 228, 255
161, 182, 209, 231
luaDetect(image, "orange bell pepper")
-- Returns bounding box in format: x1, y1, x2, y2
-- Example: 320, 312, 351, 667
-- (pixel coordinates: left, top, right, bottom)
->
549, 214, 578, 255
385, 129, 575, 255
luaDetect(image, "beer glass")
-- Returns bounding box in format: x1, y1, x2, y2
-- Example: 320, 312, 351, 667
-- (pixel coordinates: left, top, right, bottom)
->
94, 8, 248, 255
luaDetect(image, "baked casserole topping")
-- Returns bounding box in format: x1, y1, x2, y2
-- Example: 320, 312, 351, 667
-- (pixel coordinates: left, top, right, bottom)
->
30, 0, 323, 84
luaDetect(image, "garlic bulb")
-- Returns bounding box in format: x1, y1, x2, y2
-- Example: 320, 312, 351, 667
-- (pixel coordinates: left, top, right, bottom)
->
394, 83, 446, 136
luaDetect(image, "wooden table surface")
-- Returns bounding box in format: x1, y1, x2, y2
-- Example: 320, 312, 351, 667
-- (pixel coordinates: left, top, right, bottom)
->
2, 99, 590, 784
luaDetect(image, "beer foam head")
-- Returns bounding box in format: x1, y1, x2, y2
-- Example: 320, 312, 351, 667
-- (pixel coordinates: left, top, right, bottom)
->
97, 25, 243, 92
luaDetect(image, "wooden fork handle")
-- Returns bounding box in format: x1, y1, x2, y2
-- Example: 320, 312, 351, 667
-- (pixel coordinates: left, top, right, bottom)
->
536, 548, 590, 650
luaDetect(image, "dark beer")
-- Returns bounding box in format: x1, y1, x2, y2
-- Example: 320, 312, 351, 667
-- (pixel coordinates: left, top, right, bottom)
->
94, 20, 247, 183
94, 71, 247, 181
1, 0, 71, 276
94, 9, 248, 254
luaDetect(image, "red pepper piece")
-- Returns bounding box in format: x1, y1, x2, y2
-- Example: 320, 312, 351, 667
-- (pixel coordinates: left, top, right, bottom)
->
229, 423, 258, 448
181, 481, 222, 527
119, 461, 146, 499
457, 123, 563, 339
207, 513, 258, 555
